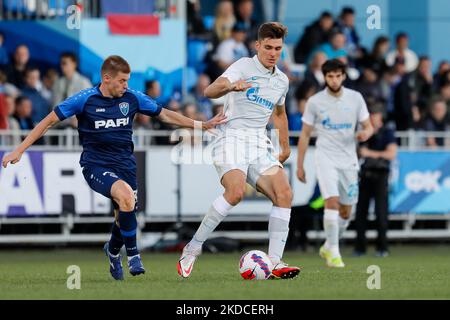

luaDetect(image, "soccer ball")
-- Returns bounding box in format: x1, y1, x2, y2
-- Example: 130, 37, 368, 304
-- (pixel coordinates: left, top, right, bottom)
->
239, 250, 273, 280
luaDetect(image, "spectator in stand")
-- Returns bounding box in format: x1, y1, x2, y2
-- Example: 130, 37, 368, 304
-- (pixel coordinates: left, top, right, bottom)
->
354, 67, 383, 107
145, 80, 161, 99
411, 56, 433, 119
182, 102, 205, 121
313, 30, 347, 63
436, 80, 450, 115
212, 22, 249, 77
5, 44, 31, 88
13, 96, 34, 131
359, 36, 390, 77
289, 81, 318, 145
41, 68, 58, 104
303, 51, 327, 89
294, 11, 334, 64
185, 73, 213, 119
52, 52, 92, 106
0, 69, 20, 98
0, 93, 8, 130
187, 0, 209, 39
423, 99, 448, 148
0, 32, 9, 67
433, 61, 450, 92
334, 7, 362, 63
385, 32, 419, 73
5, 94, 20, 145
21, 67, 51, 125
212, 0, 236, 46
235, 0, 259, 47
392, 57, 418, 130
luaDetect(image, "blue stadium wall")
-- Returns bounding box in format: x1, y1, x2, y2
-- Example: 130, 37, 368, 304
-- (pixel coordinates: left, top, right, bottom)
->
0, 18, 186, 104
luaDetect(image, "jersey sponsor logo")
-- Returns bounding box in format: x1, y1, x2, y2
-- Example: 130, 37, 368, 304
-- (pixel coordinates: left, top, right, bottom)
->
246, 86, 274, 110
119, 102, 129, 116
321, 117, 352, 130
94, 117, 130, 129
96, 108, 106, 113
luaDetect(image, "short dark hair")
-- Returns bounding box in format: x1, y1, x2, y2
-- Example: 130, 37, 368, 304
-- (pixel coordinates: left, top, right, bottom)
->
257, 22, 288, 41
396, 32, 408, 43
320, 11, 332, 19
341, 6, 355, 16
15, 95, 30, 106
145, 80, 159, 91
321, 59, 347, 76
61, 52, 78, 65
24, 66, 39, 76
101, 55, 131, 77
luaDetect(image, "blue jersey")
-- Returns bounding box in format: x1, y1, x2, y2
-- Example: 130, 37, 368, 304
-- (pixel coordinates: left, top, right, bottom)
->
54, 85, 162, 171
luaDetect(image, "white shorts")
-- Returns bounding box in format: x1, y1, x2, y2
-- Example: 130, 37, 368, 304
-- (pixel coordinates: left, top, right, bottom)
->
315, 153, 359, 206
211, 134, 282, 188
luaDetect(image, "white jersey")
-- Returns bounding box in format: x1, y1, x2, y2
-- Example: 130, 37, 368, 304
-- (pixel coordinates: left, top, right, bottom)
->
302, 87, 369, 170
219, 55, 289, 135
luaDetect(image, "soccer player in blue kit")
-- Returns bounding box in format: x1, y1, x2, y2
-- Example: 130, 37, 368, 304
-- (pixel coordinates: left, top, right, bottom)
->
2, 56, 226, 280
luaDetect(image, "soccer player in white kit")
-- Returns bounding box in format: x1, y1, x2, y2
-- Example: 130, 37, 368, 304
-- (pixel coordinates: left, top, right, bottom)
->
297, 59, 374, 268
177, 22, 301, 279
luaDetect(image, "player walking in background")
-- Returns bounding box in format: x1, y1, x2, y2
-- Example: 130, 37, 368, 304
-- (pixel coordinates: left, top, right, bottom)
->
2, 55, 226, 280
178, 22, 301, 279
296, 59, 373, 268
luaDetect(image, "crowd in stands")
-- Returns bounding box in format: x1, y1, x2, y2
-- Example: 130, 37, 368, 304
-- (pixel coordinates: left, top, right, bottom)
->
1, 0, 449, 148
191, 1, 450, 147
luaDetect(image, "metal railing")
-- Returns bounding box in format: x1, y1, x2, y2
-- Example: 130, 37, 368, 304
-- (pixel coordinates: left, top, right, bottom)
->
1, 128, 450, 150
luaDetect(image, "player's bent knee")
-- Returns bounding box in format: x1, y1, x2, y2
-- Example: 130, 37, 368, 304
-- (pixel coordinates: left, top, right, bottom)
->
339, 206, 352, 219
225, 187, 246, 205
273, 187, 293, 207
325, 197, 340, 210
111, 181, 135, 211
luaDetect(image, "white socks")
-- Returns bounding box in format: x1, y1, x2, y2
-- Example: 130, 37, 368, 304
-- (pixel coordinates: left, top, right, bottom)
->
323, 209, 340, 258
268, 206, 291, 264
189, 196, 233, 250
338, 216, 350, 239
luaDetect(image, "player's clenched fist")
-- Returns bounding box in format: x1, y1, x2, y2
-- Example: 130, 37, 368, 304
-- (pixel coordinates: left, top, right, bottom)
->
356, 130, 372, 142
2, 150, 22, 168
297, 166, 306, 183
230, 80, 252, 92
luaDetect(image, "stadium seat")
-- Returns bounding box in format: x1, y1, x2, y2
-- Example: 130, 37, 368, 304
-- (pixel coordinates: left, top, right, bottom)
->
203, 15, 215, 31
187, 39, 210, 73
185, 67, 198, 92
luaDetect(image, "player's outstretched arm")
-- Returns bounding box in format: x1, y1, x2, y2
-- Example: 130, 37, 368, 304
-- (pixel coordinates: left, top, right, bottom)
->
156, 108, 227, 130
204, 77, 252, 99
272, 104, 290, 164
296, 123, 313, 183
2, 111, 60, 168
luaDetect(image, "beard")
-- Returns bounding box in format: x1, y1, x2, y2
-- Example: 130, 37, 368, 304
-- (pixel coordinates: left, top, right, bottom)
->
326, 83, 343, 93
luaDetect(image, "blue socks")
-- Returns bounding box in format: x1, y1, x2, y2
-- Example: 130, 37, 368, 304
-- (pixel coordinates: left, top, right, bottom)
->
118, 210, 139, 257
108, 222, 124, 256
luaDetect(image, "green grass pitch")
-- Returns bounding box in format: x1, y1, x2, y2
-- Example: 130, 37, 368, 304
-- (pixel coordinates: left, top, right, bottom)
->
0, 245, 449, 300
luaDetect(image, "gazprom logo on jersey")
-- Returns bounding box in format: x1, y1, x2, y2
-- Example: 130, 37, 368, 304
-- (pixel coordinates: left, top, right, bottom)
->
119, 102, 129, 116
246, 86, 274, 110
321, 117, 352, 130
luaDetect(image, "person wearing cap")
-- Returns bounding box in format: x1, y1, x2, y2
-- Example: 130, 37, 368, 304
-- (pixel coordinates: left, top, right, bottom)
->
353, 103, 397, 258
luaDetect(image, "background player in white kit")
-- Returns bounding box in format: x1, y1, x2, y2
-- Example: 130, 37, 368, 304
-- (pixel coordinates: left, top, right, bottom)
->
177, 22, 301, 279
297, 59, 373, 268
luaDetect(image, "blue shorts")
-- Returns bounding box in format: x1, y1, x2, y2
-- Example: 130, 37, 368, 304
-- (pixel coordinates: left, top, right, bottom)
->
82, 166, 137, 208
